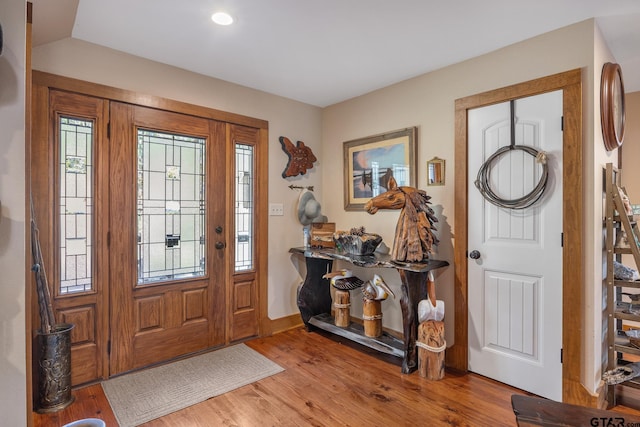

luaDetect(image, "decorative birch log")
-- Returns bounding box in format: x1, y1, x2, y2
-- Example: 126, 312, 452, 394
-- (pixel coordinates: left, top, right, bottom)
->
334, 290, 350, 327
418, 320, 445, 380
363, 299, 382, 337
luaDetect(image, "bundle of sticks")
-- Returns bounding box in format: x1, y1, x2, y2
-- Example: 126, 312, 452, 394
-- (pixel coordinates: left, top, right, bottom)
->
31, 199, 55, 334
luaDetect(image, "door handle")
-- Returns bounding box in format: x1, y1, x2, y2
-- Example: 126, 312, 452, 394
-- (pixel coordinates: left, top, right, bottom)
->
469, 250, 481, 259
215, 241, 226, 250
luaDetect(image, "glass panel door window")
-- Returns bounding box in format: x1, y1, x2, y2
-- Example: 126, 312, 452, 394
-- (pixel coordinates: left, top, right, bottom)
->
59, 116, 94, 294
235, 144, 254, 271
137, 129, 206, 284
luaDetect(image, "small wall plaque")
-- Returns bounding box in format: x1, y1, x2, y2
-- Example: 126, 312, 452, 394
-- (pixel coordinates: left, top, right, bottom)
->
280, 136, 317, 178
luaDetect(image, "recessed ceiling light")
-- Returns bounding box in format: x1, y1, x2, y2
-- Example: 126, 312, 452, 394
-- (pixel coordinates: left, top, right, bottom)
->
211, 12, 234, 26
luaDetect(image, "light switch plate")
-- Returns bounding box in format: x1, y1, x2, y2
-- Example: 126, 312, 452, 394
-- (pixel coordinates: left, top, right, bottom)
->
269, 203, 284, 216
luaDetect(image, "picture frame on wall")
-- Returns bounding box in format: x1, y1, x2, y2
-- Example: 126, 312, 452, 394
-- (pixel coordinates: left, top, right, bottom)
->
343, 127, 417, 211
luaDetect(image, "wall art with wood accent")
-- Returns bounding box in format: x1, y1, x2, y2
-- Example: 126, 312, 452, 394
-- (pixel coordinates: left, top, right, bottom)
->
343, 127, 417, 210
279, 136, 317, 178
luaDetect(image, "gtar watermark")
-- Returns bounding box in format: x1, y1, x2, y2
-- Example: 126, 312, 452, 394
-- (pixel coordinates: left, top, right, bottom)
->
590, 417, 640, 427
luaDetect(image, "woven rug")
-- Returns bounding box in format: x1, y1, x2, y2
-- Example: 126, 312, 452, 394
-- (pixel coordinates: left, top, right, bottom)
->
102, 344, 283, 427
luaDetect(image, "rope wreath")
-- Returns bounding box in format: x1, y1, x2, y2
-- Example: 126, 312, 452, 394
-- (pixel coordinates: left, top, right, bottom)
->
475, 146, 548, 209
474, 100, 549, 210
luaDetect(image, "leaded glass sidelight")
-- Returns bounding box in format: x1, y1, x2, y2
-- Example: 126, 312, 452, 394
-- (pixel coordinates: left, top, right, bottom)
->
235, 144, 254, 271
137, 129, 206, 284
59, 116, 94, 294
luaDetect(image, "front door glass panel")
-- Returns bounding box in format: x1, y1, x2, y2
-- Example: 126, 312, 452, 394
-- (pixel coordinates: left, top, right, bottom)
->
137, 129, 206, 284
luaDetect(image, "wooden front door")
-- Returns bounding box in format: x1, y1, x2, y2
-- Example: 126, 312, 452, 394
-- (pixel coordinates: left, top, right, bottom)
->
108, 103, 227, 375
32, 72, 268, 386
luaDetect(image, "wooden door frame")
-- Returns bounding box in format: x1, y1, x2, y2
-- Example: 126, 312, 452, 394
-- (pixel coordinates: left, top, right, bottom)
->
26, 2, 33, 419
29, 71, 270, 379
450, 69, 593, 405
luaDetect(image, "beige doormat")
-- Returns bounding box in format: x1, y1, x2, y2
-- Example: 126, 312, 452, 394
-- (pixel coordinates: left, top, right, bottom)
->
102, 344, 284, 427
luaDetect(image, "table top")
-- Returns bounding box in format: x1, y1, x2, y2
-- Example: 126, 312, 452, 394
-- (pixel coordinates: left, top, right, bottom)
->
289, 247, 449, 273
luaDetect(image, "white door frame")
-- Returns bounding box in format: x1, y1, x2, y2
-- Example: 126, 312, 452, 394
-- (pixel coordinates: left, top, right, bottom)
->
449, 69, 594, 405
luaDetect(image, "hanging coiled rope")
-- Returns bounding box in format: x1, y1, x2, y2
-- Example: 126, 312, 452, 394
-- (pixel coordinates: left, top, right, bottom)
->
474, 100, 549, 210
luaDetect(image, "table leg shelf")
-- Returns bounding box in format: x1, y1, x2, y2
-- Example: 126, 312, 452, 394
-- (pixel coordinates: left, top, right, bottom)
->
308, 313, 404, 358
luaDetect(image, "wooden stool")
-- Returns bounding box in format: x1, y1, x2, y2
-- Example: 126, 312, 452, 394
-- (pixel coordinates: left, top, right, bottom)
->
363, 299, 382, 337
417, 320, 445, 380
333, 290, 350, 327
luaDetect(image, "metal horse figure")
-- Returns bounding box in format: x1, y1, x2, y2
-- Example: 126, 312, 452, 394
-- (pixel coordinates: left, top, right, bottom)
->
364, 177, 438, 262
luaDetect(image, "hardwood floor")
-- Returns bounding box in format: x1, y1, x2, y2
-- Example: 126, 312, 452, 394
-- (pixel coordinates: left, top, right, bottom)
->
33, 326, 640, 426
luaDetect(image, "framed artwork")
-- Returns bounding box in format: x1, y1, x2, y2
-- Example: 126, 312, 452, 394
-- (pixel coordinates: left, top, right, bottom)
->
427, 157, 445, 186
343, 127, 417, 211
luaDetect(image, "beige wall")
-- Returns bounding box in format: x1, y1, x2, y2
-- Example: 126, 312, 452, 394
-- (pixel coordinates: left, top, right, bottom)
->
322, 19, 610, 394
592, 22, 619, 394
0, 0, 27, 425
28, 17, 622, 399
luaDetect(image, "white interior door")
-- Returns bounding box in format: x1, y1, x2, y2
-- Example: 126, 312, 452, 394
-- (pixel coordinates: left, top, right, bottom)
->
467, 90, 563, 401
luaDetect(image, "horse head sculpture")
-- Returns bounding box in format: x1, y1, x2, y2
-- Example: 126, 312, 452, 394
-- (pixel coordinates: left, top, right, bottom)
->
364, 177, 438, 262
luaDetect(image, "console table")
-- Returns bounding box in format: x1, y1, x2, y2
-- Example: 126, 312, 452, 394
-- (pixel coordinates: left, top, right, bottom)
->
290, 247, 449, 374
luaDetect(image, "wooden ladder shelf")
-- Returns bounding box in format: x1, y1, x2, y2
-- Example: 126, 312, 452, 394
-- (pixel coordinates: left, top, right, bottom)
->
604, 162, 640, 408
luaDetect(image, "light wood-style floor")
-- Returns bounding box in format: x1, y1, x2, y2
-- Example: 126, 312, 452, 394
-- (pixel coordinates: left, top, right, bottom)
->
33, 326, 640, 426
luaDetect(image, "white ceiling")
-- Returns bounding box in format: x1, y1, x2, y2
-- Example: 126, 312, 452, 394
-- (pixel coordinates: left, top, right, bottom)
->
32, 0, 640, 107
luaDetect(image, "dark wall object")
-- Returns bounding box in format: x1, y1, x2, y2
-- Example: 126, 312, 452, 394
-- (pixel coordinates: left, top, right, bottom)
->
279, 136, 317, 178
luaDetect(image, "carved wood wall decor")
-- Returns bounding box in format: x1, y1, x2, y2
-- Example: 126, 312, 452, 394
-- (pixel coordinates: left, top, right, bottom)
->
279, 136, 317, 178
364, 177, 439, 262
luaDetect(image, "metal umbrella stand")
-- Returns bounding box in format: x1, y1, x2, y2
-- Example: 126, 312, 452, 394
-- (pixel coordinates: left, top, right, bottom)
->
35, 323, 75, 412
31, 200, 75, 412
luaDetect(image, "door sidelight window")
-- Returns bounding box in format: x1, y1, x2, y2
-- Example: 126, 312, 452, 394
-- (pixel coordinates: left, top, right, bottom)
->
235, 144, 254, 271
59, 116, 94, 294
